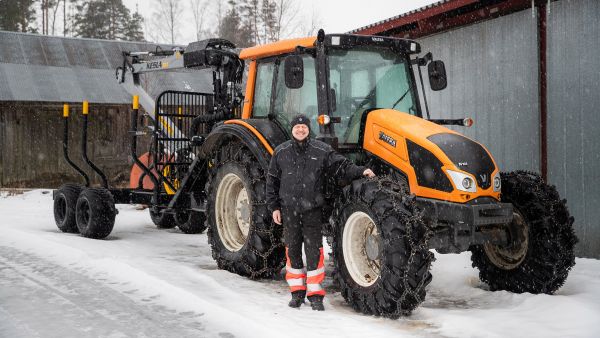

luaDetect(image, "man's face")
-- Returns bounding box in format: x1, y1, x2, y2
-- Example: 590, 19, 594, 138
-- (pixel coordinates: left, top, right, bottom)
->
292, 124, 309, 142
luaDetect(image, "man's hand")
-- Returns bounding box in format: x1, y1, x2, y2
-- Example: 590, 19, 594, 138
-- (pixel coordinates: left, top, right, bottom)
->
363, 168, 376, 178
272, 210, 282, 225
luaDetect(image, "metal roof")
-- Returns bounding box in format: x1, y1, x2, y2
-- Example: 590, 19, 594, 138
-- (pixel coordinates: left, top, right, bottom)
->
0, 31, 213, 104
349, 0, 449, 34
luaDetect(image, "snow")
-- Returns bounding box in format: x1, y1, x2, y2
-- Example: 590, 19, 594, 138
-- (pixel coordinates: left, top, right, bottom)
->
1, 190, 598, 338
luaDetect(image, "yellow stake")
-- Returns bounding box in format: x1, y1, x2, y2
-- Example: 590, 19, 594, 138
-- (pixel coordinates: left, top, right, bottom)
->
63, 104, 69, 118
178, 106, 182, 120
133, 95, 139, 109
82, 101, 89, 115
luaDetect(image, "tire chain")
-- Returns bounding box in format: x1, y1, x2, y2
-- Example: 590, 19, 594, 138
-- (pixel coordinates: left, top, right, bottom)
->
374, 176, 434, 317
206, 144, 285, 279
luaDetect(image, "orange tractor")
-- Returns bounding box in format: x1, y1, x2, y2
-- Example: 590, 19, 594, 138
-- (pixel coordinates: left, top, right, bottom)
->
53, 30, 577, 317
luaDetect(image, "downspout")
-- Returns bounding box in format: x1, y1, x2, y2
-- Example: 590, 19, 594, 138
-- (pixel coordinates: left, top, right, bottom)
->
537, 0, 548, 181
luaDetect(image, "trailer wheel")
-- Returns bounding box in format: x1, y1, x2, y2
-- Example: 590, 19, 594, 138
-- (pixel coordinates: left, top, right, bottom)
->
175, 210, 207, 234
75, 188, 116, 239
331, 177, 433, 318
149, 209, 176, 229
206, 143, 285, 278
470, 171, 577, 294
53, 184, 83, 233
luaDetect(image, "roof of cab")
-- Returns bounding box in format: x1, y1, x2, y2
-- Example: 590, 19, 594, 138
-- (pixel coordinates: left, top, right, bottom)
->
239, 37, 316, 60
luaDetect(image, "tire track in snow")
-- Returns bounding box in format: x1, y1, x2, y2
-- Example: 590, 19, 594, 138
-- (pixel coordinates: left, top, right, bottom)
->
0, 246, 233, 338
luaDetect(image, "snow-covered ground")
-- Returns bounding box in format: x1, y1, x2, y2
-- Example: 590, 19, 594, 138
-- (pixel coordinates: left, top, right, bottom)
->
1, 190, 598, 338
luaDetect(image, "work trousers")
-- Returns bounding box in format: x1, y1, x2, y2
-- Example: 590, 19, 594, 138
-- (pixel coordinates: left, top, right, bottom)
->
282, 208, 326, 298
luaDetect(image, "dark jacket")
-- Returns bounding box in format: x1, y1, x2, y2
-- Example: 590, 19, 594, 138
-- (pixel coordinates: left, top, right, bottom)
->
266, 137, 366, 213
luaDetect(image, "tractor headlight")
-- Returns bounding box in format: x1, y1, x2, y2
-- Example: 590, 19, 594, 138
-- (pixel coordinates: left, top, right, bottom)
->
446, 170, 477, 193
493, 172, 501, 192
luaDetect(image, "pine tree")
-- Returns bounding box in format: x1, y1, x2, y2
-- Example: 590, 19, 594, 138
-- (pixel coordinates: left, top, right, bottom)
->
0, 0, 38, 33
220, 0, 252, 47
72, 0, 144, 41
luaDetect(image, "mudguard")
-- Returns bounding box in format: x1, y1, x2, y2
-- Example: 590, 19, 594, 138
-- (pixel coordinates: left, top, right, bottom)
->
200, 119, 288, 170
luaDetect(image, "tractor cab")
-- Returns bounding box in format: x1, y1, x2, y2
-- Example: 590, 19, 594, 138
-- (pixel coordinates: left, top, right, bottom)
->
240, 31, 446, 151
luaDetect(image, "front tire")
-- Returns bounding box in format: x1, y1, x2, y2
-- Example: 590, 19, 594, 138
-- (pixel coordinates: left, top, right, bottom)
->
331, 177, 433, 318
76, 188, 116, 239
205, 143, 285, 278
470, 171, 577, 294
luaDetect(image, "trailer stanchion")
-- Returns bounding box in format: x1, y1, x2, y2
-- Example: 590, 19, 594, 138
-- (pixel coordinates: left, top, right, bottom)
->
81, 100, 109, 188
130, 95, 160, 205
62, 103, 90, 186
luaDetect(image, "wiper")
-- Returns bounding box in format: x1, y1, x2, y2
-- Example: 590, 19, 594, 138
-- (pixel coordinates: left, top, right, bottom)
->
391, 88, 410, 110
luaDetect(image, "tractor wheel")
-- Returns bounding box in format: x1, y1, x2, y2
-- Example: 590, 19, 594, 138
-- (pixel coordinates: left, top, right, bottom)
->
149, 209, 176, 229
53, 183, 83, 233
470, 171, 577, 294
75, 188, 116, 239
175, 210, 207, 234
205, 143, 285, 278
331, 177, 433, 318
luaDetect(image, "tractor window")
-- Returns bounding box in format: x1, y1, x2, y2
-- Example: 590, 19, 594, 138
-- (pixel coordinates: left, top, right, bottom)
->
252, 61, 276, 117
328, 47, 416, 144
272, 56, 318, 134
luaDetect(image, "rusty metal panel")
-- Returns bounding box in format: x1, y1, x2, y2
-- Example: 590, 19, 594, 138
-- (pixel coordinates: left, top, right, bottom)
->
547, 0, 600, 258
416, 9, 540, 174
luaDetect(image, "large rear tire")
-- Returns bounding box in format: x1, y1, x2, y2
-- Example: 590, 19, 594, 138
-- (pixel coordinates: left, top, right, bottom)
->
53, 184, 83, 233
75, 188, 116, 239
331, 177, 433, 318
205, 142, 285, 278
470, 171, 577, 294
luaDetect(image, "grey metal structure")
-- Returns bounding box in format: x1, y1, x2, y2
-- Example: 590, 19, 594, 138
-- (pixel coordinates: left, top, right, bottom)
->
0, 31, 213, 103
547, 0, 600, 258
416, 9, 539, 173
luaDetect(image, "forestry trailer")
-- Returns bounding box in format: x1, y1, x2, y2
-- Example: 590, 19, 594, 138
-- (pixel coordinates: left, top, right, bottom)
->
53, 30, 577, 318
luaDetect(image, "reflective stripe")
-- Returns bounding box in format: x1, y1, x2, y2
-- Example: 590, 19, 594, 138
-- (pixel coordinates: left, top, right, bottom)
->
286, 266, 306, 275
286, 272, 306, 280
307, 267, 325, 277
307, 283, 323, 292
287, 278, 305, 287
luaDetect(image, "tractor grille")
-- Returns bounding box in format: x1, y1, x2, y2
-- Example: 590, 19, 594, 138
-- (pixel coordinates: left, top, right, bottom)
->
154, 90, 214, 193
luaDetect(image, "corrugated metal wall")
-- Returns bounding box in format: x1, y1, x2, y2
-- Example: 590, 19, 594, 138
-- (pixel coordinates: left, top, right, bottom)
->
416, 9, 540, 173
411, 2, 599, 258
547, 0, 600, 258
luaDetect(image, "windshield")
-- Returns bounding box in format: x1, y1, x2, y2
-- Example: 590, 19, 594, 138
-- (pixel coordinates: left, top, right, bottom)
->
328, 46, 418, 144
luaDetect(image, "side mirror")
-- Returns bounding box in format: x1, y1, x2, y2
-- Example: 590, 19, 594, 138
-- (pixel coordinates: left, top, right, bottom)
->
284, 55, 304, 89
428, 60, 447, 91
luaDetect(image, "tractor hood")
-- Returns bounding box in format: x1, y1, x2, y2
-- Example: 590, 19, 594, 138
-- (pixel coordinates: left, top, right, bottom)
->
362, 109, 499, 202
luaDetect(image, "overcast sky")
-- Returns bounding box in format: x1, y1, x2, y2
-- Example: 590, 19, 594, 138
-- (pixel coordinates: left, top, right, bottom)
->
123, 0, 439, 45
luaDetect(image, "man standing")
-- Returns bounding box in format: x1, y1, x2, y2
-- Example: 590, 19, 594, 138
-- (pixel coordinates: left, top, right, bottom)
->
266, 114, 375, 311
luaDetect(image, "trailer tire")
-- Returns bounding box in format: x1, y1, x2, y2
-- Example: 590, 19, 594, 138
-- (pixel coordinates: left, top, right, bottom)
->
75, 188, 116, 239
53, 184, 83, 233
175, 210, 207, 234
470, 171, 577, 294
205, 142, 285, 278
149, 209, 176, 229
331, 177, 433, 318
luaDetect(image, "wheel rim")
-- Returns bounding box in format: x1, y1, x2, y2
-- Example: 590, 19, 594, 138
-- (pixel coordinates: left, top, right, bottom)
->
484, 210, 529, 270
78, 199, 91, 227
55, 196, 67, 222
215, 173, 251, 252
343, 211, 381, 287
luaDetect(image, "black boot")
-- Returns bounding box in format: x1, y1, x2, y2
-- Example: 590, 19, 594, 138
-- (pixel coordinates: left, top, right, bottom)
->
308, 295, 324, 311
288, 291, 305, 308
